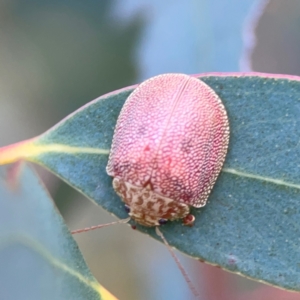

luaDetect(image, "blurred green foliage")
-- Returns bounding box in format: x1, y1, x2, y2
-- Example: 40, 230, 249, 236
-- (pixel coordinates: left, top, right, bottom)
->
1, 0, 300, 299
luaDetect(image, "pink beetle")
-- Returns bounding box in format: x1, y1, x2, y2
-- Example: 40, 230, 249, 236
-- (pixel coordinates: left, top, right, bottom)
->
106, 73, 229, 227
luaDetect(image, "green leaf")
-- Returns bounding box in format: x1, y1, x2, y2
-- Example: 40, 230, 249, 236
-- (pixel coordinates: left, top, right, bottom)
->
1, 73, 300, 291
127, 0, 261, 74
0, 163, 116, 300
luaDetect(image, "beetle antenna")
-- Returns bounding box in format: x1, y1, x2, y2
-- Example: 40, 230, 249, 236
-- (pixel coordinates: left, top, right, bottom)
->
155, 227, 200, 299
71, 217, 130, 234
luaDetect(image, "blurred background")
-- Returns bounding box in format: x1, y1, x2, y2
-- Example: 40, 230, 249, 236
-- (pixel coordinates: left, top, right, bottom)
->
1, 0, 300, 299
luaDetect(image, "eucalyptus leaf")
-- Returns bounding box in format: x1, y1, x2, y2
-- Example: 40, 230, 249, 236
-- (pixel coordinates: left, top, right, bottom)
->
0, 163, 115, 300
1, 73, 300, 291
120, 0, 261, 76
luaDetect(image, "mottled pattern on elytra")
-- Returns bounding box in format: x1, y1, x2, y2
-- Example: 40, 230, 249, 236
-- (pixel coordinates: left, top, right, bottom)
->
113, 177, 190, 226
106, 73, 229, 225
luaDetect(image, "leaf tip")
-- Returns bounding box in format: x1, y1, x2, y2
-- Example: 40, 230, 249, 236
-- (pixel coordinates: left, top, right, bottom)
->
96, 284, 119, 300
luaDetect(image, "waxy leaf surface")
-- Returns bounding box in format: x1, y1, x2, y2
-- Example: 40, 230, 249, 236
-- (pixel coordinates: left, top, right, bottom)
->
1, 73, 300, 291
0, 164, 116, 300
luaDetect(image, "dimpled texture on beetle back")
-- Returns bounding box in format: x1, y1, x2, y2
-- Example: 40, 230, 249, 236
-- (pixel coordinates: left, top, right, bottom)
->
107, 73, 229, 208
